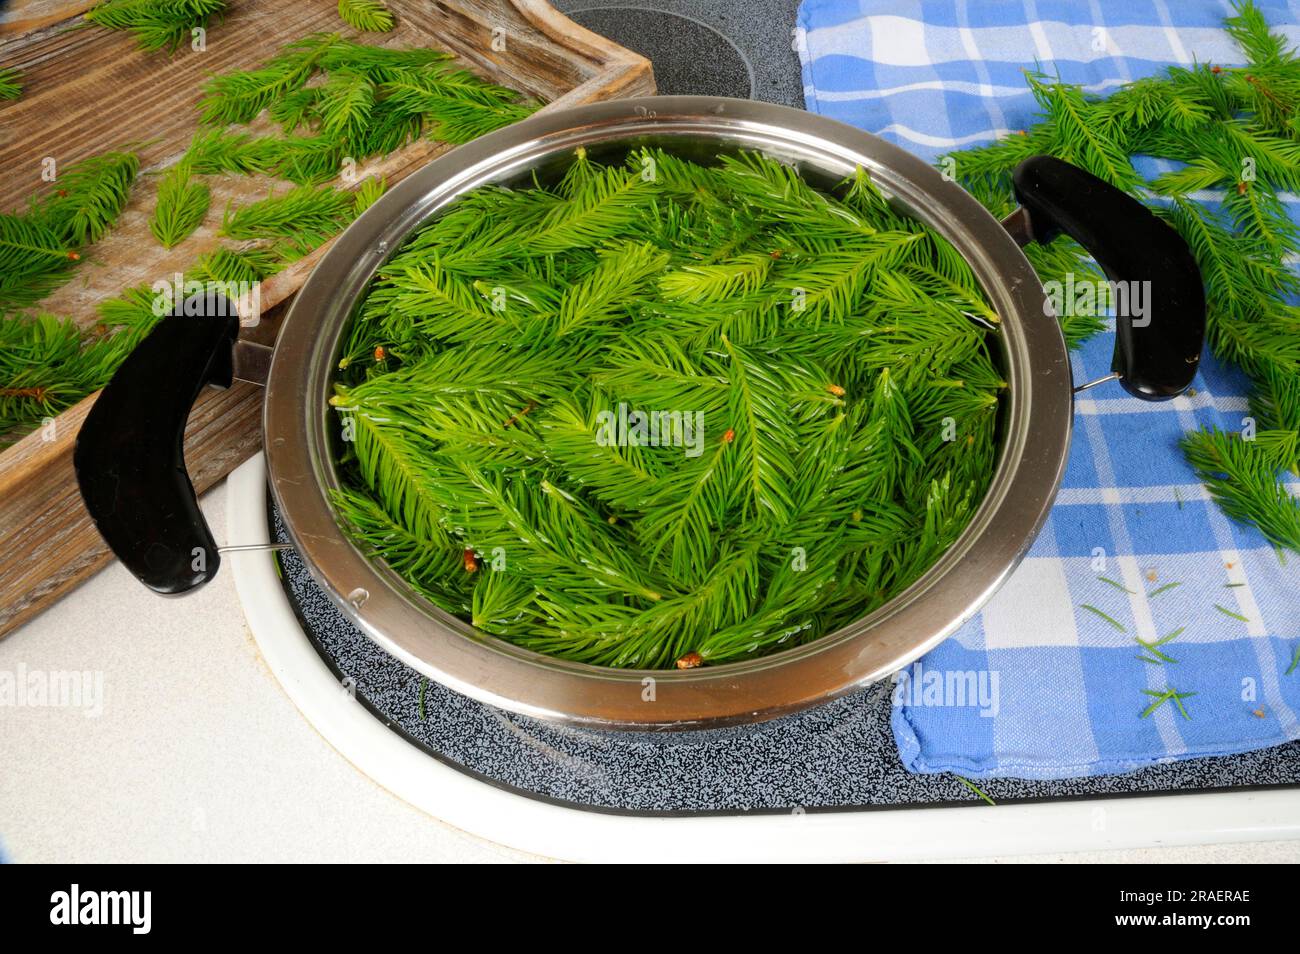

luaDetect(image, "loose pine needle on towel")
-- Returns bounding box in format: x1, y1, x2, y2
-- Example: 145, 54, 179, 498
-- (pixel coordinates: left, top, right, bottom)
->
1079, 603, 1127, 632
1140, 688, 1197, 720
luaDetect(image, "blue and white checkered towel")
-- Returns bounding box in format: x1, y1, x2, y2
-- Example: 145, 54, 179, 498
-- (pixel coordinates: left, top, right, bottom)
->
797, 0, 1300, 778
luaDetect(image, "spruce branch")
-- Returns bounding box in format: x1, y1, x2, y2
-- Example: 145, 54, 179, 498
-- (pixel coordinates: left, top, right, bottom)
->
0, 311, 146, 443
330, 487, 472, 614
317, 69, 375, 140
149, 158, 210, 248
86, 0, 228, 54
1224, 0, 1298, 67
1023, 71, 1142, 191
516, 164, 653, 253
659, 253, 775, 303
555, 242, 667, 336
1182, 428, 1300, 552
218, 183, 355, 244
0, 68, 22, 101
0, 214, 80, 310
0, 147, 139, 311
189, 245, 282, 284
352, 175, 387, 214
33, 150, 139, 247
198, 33, 335, 125
337, 0, 395, 33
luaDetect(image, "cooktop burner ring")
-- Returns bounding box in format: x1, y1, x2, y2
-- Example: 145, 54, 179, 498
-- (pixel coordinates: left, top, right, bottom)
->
560, 3, 758, 100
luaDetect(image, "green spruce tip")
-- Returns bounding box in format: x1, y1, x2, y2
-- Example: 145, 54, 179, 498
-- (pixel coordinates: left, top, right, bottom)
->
85, 0, 229, 55
1182, 428, 1300, 554
0, 149, 139, 312
0, 68, 22, 101
0, 303, 152, 445
149, 158, 211, 249
329, 147, 1003, 669
1, 281, 178, 445
35, 150, 140, 248
338, 0, 395, 33
194, 32, 538, 163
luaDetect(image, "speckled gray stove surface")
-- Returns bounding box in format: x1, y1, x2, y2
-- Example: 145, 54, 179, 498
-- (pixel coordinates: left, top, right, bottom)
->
553, 0, 807, 106
271, 507, 1300, 813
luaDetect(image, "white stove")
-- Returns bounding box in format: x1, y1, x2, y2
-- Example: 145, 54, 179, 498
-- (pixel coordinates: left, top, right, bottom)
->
224, 454, 1300, 862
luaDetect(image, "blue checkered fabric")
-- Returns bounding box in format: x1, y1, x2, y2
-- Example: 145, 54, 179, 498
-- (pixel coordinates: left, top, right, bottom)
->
796, 0, 1300, 777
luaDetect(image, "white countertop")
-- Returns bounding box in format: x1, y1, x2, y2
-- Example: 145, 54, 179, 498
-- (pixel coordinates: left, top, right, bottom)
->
2, 481, 1298, 864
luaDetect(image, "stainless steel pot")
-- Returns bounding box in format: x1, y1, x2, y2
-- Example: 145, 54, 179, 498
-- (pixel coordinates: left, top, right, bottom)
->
74, 96, 1205, 730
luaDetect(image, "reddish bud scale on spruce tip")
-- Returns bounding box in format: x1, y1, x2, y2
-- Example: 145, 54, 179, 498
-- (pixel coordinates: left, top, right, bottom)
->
373, 346, 386, 362
0, 386, 48, 400
722, 428, 735, 444
676, 651, 703, 669
827, 384, 846, 396
463, 549, 478, 573
503, 401, 537, 429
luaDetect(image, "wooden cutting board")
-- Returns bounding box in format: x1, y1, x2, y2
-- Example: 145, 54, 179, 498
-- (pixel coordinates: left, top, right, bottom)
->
0, 0, 654, 637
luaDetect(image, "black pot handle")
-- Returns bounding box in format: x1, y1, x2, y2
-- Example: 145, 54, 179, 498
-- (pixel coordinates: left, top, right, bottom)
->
1011, 156, 1206, 400
74, 293, 240, 595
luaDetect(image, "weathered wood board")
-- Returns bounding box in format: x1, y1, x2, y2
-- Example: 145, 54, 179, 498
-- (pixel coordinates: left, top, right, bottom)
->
0, 0, 654, 636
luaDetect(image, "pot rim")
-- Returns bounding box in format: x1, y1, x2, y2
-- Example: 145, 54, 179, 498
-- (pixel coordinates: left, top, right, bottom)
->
264, 95, 1072, 730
